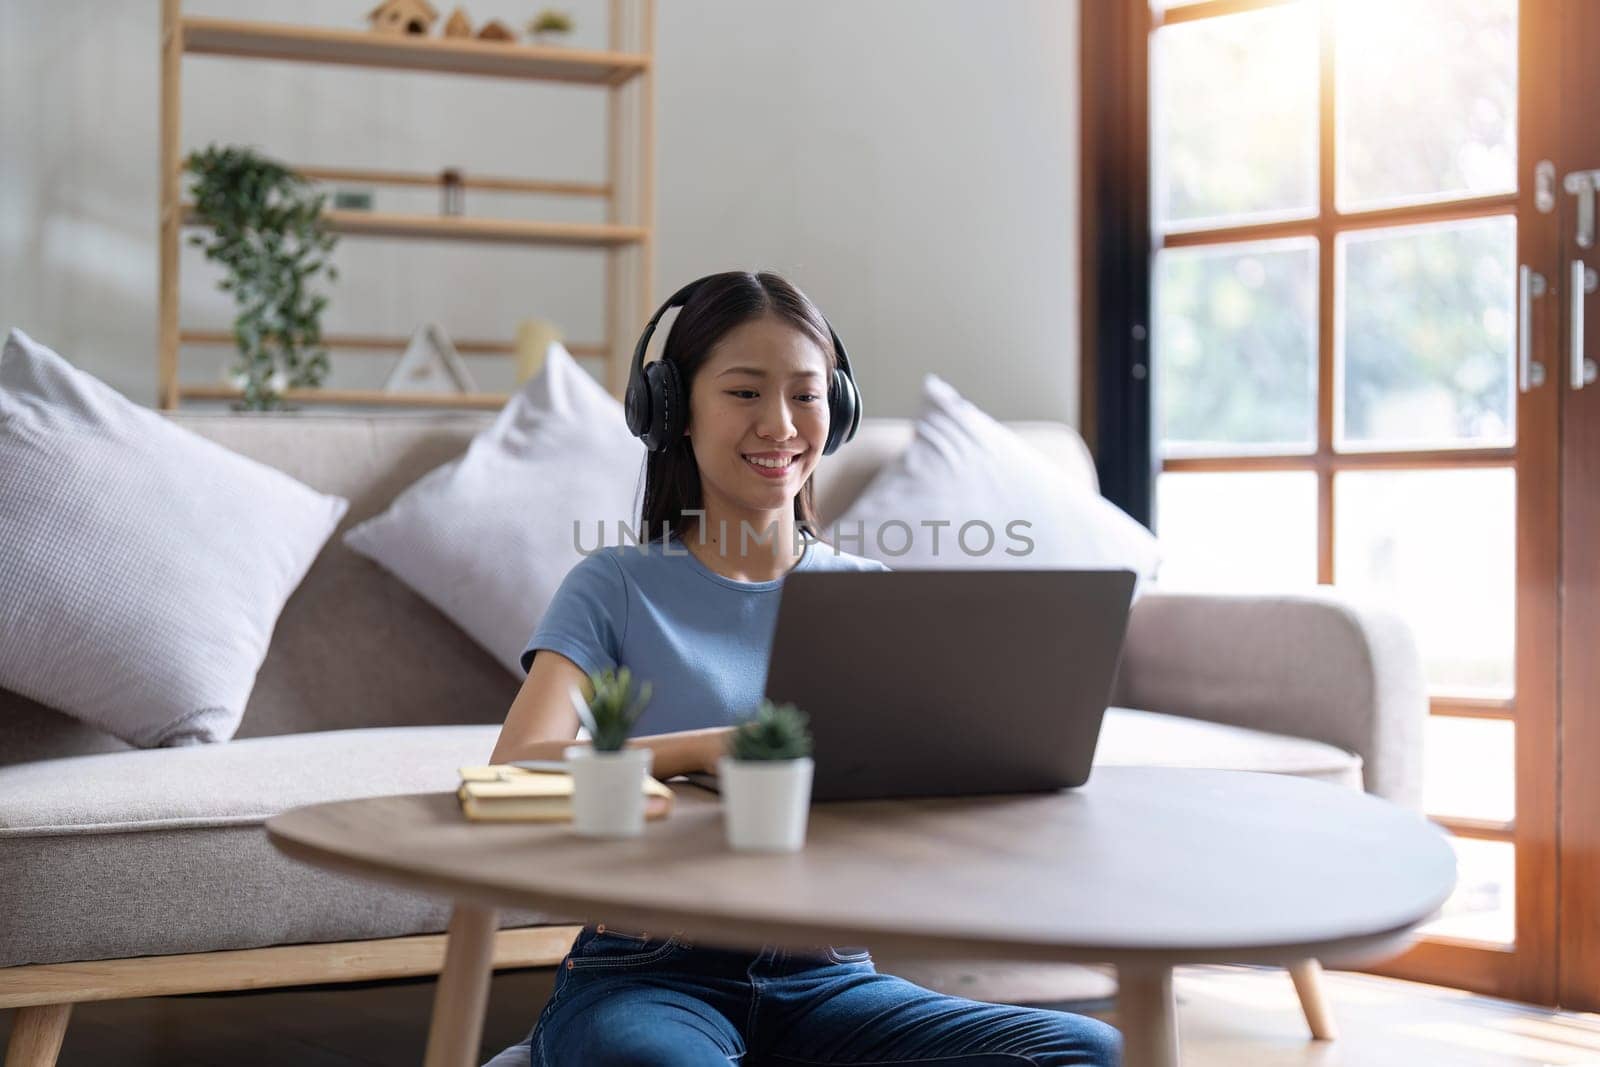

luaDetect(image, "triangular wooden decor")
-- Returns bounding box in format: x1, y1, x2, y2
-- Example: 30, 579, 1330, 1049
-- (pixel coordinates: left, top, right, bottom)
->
384, 323, 478, 394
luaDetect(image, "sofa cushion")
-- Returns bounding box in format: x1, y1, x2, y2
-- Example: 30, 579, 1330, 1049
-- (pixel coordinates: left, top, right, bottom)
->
342, 343, 645, 677
1095, 706, 1365, 790
832, 375, 1161, 591
0, 710, 1363, 968
0, 329, 349, 747
0, 725, 561, 967
809, 418, 1100, 530
0, 411, 526, 761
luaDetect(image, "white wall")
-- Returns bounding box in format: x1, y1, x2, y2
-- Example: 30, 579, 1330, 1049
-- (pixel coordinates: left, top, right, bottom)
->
0, 0, 1080, 423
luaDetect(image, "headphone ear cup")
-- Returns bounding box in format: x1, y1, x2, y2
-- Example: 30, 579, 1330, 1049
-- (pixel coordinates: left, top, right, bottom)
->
639, 359, 688, 452
823, 366, 860, 456
624, 369, 650, 440
656, 359, 686, 448
638, 361, 669, 451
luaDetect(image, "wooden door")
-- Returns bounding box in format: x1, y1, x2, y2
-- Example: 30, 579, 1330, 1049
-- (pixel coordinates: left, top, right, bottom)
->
1087, 0, 1570, 1003
1555, 0, 1600, 1013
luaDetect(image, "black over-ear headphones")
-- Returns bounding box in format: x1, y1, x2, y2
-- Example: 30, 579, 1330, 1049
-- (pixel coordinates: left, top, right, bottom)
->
623, 274, 863, 456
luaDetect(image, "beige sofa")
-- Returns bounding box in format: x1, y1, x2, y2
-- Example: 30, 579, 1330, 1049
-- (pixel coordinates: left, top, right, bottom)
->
0, 411, 1426, 1065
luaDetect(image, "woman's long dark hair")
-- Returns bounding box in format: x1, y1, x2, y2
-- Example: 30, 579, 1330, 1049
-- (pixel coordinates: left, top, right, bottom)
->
637, 271, 836, 546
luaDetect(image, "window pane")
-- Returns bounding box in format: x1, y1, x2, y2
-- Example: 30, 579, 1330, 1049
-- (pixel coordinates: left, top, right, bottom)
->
1338, 217, 1517, 450
1334, 469, 1515, 695
1425, 716, 1516, 824
1152, 4, 1318, 231
1421, 837, 1514, 945
1337, 0, 1517, 212
1154, 472, 1318, 591
1156, 239, 1318, 456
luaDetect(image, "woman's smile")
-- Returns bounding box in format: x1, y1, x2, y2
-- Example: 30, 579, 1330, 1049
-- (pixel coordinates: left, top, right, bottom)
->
741, 450, 804, 479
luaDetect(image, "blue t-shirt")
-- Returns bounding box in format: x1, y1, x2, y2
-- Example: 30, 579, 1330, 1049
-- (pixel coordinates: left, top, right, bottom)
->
522, 532, 890, 734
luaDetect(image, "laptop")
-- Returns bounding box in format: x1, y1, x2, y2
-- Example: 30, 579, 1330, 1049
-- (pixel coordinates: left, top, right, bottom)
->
684, 567, 1137, 802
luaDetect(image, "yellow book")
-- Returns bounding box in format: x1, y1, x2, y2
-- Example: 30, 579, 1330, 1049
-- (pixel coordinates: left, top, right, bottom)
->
456, 764, 674, 822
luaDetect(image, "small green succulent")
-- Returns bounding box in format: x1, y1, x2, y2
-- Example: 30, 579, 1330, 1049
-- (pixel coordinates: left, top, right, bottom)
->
728, 700, 813, 761
528, 9, 574, 34
572, 668, 652, 752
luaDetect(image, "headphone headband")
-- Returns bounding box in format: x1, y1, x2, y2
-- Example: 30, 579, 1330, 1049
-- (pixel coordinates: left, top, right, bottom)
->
624, 273, 862, 455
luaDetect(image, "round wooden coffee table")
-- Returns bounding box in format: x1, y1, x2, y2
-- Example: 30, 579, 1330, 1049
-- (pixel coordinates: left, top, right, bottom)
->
266, 767, 1456, 1067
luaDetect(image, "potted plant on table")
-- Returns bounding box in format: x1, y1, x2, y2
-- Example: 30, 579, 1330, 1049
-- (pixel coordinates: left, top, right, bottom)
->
720, 700, 815, 852
565, 668, 654, 838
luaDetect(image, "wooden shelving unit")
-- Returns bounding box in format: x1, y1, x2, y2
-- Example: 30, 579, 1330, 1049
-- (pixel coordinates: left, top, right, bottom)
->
157, 2, 656, 411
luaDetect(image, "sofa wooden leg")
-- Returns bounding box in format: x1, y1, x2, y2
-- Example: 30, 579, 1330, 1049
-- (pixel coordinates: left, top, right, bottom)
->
1289, 959, 1338, 1040
4, 1003, 72, 1067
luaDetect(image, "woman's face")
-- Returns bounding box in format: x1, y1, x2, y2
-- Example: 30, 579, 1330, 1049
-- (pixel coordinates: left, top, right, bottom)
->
684, 313, 832, 523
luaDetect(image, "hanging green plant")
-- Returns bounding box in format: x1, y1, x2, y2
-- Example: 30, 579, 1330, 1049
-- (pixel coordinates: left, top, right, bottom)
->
184, 144, 339, 411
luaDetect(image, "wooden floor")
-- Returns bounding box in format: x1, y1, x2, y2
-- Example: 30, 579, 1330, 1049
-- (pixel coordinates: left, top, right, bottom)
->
6, 964, 1600, 1065
1175, 966, 1600, 1066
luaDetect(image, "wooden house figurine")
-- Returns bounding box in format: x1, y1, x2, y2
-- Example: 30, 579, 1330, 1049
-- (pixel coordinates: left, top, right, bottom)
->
367, 0, 438, 36
443, 7, 473, 38
384, 323, 478, 395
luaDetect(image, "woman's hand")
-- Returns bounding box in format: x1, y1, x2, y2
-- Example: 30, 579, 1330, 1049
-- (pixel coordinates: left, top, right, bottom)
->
493, 656, 737, 779
700, 726, 737, 774
490, 649, 590, 765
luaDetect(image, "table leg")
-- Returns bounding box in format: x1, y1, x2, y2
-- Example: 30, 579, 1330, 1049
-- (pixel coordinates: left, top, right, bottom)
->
423, 903, 499, 1067
1116, 964, 1179, 1067
1288, 959, 1338, 1040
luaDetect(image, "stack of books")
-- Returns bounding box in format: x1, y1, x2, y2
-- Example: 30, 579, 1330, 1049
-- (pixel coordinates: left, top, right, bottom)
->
456, 764, 675, 822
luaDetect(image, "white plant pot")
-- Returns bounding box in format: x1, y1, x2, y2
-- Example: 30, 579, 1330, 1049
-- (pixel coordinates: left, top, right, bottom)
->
565, 745, 652, 838
718, 756, 814, 852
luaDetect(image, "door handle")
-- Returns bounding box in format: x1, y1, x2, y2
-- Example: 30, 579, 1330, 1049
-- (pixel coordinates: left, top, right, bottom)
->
1571, 259, 1599, 391
1519, 265, 1547, 391
1565, 170, 1600, 250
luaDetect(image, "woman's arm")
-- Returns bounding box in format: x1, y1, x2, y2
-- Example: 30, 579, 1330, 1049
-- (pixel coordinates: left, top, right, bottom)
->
489, 649, 734, 777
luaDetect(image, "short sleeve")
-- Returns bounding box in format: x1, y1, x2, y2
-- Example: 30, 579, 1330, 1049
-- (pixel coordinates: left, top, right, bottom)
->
520, 551, 629, 676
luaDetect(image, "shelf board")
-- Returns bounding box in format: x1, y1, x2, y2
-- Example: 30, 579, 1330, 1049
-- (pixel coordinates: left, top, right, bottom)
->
181, 17, 648, 85
292, 165, 611, 198
180, 205, 645, 247
178, 384, 514, 410
177, 330, 607, 359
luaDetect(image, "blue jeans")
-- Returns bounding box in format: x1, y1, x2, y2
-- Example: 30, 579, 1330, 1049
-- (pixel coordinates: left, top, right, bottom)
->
528, 924, 1121, 1066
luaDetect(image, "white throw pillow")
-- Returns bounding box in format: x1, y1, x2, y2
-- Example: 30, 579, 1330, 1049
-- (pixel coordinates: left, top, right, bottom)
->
343, 343, 644, 677
0, 329, 350, 746
830, 374, 1161, 593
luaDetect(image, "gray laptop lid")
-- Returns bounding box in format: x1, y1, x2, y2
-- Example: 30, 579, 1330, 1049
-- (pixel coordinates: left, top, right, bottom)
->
761, 568, 1137, 802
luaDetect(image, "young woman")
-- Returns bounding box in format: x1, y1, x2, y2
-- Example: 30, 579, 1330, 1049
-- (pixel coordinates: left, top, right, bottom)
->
490, 271, 1122, 1067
